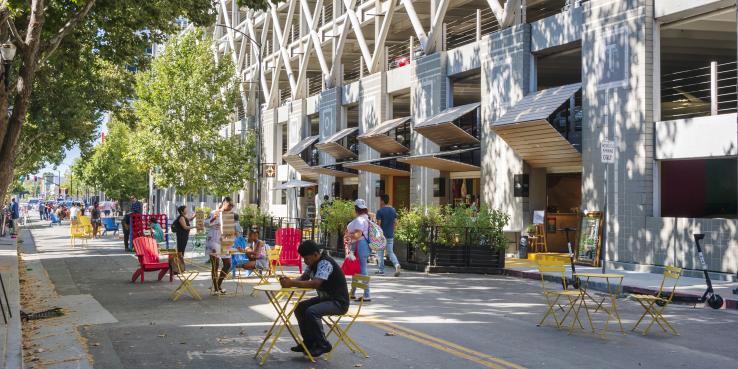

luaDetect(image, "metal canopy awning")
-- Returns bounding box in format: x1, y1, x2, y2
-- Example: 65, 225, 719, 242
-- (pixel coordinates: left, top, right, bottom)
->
414, 103, 480, 147
492, 83, 582, 169
398, 148, 480, 172
315, 127, 358, 160
311, 164, 358, 178
343, 157, 410, 177
282, 135, 320, 179
358, 117, 411, 154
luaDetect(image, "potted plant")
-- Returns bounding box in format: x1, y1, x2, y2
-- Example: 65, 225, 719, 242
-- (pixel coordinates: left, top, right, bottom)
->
319, 199, 355, 254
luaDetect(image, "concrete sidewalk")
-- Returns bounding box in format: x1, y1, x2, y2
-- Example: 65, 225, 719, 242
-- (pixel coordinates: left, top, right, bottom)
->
0, 235, 21, 369
504, 258, 738, 310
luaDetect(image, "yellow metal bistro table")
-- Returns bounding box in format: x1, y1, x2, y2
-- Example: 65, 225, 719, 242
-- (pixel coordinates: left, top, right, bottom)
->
253, 284, 314, 364
575, 273, 625, 336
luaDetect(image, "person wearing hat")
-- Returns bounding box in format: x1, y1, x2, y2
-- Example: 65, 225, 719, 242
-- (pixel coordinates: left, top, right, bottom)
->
346, 198, 371, 301
279, 240, 349, 358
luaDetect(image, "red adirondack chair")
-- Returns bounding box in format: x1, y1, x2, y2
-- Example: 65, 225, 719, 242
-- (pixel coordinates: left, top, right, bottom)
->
276, 228, 303, 273
131, 237, 172, 284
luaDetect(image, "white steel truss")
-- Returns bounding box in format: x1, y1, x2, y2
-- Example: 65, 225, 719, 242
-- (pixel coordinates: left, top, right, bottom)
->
214, 0, 524, 109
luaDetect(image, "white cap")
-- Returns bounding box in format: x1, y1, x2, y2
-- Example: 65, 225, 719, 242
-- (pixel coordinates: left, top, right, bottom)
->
354, 199, 368, 209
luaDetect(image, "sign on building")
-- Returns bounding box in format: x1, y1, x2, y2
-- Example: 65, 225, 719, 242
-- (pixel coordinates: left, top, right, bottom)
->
595, 26, 629, 90
601, 140, 616, 164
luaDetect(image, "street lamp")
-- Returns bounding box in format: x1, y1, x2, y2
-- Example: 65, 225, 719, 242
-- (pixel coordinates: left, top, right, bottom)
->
214, 23, 263, 208
1, 40, 17, 89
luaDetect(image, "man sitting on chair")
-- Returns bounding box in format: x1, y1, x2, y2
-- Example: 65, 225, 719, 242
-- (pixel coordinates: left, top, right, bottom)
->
279, 240, 349, 358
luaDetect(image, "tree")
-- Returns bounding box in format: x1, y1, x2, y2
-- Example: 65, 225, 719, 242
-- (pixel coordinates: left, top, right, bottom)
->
74, 119, 148, 201
0, 1, 217, 208
132, 29, 256, 197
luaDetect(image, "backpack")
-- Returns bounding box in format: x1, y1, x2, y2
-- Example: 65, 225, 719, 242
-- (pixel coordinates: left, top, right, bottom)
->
366, 220, 386, 252
170, 216, 180, 233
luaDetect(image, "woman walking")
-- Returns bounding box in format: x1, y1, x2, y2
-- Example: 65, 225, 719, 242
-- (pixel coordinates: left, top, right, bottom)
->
347, 199, 371, 301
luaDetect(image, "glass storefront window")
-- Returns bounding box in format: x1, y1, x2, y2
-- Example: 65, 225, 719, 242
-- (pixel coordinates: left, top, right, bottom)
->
661, 159, 737, 218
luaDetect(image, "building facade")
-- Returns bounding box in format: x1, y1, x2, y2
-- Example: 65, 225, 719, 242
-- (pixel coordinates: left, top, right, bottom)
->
215, 0, 738, 274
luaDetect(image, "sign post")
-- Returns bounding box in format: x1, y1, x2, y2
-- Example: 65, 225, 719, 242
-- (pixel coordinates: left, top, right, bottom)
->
600, 140, 616, 273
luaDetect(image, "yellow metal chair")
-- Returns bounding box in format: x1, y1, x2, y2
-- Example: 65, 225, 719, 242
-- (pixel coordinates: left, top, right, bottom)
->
250, 246, 285, 296
629, 266, 682, 335
536, 260, 590, 331
78, 215, 94, 238
70, 223, 89, 248
170, 254, 201, 301
323, 275, 370, 359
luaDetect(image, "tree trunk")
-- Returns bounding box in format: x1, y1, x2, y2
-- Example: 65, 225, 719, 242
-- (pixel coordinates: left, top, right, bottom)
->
0, 0, 45, 203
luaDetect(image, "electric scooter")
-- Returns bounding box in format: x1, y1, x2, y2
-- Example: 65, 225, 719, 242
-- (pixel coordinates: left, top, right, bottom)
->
693, 234, 723, 309
560, 227, 580, 289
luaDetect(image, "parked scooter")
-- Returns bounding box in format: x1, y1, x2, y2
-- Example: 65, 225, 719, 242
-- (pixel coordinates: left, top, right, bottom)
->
561, 227, 580, 289
693, 234, 723, 309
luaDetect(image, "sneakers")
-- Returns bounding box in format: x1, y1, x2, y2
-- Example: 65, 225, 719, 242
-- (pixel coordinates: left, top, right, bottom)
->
374, 271, 385, 275
290, 345, 306, 353
394, 265, 402, 277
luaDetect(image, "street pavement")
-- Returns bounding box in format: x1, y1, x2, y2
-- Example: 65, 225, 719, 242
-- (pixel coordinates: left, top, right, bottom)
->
23, 225, 738, 369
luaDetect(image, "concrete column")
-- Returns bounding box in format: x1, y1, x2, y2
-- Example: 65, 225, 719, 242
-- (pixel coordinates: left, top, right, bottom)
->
480, 25, 531, 231
582, 0, 651, 266
318, 87, 342, 201
358, 72, 388, 212
260, 108, 277, 214
288, 100, 307, 218
411, 53, 447, 207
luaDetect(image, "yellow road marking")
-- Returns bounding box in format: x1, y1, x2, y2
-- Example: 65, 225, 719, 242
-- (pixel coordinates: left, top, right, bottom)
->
367, 321, 508, 369
365, 319, 528, 369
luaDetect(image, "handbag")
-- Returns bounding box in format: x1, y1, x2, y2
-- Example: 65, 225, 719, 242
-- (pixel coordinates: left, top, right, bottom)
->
341, 256, 361, 276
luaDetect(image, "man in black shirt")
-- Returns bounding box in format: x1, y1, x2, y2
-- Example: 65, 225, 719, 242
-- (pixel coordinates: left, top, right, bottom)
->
279, 240, 349, 358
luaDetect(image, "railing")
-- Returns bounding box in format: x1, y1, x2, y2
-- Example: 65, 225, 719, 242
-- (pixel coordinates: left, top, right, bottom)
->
279, 88, 291, 106
420, 226, 505, 269
307, 75, 322, 96
661, 60, 737, 121
246, 216, 324, 247
445, 8, 500, 50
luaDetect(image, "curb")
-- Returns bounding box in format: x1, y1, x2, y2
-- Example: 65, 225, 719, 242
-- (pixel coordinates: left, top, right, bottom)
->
503, 268, 738, 311
0, 236, 22, 369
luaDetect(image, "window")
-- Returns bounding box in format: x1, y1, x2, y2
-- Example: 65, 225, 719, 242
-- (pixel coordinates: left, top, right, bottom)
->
661, 159, 737, 218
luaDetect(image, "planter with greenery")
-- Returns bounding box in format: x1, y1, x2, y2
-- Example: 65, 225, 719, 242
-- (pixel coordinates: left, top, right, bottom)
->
319, 199, 355, 254
396, 204, 510, 272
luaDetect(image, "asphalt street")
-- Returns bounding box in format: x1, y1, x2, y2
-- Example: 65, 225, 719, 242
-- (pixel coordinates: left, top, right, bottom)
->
25, 226, 738, 369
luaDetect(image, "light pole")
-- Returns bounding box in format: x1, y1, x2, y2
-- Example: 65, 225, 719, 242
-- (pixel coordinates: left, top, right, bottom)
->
0, 40, 17, 89
214, 23, 263, 209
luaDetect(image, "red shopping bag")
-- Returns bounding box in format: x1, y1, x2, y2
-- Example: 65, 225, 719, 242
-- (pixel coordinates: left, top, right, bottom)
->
341, 256, 361, 276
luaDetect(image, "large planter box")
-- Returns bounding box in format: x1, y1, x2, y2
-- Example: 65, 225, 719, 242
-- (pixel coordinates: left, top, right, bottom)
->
395, 239, 505, 274
426, 243, 505, 274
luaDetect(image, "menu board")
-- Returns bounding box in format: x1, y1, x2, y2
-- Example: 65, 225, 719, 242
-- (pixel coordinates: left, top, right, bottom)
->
576, 211, 603, 266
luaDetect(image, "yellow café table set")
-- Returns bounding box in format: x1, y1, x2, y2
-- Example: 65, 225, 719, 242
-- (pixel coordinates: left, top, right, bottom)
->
252, 283, 315, 364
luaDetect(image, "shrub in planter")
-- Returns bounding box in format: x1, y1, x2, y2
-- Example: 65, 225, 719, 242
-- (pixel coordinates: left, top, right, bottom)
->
319, 199, 355, 237
239, 205, 272, 231
396, 204, 510, 251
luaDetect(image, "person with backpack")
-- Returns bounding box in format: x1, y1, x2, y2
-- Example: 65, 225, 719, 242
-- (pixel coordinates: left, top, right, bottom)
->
171, 205, 195, 273
346, 199, 373, 302
376, 194, 401, 277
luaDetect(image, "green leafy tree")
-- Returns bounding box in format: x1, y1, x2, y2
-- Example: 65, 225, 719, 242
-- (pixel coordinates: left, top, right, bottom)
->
132, 29, 256, 196
77, 119, 148, 201
0, 0, 217, 207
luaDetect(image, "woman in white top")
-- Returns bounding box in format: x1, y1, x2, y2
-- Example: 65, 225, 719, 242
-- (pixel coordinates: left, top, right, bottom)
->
205, 197, 234, 294
346, 199, 371, 301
